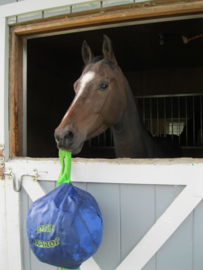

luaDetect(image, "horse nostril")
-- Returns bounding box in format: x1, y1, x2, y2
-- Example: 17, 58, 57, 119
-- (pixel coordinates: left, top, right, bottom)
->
54, 131, 60, 143
55, 135, 59, 143
64, 131, 74, 143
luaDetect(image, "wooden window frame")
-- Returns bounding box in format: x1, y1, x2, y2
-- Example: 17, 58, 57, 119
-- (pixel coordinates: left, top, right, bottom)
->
10, 0, 203, 157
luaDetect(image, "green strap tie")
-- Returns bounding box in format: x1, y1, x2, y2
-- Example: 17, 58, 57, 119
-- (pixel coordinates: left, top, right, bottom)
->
57, 150, 80, 270
57, 149, 72, 186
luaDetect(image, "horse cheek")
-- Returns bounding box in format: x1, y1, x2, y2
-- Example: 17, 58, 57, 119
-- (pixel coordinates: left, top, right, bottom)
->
92, 95, 107, 114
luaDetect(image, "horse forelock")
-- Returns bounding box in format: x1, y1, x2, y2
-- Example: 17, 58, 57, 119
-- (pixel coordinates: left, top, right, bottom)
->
84, 55, 117, 71
83, 56, 103, 70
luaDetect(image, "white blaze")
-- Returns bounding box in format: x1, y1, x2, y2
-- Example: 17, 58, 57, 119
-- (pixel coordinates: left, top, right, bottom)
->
63, 71, 95, 120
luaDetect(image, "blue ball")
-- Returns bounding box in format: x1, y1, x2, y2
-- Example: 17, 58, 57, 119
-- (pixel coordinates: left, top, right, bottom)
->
26, 183, 103, 269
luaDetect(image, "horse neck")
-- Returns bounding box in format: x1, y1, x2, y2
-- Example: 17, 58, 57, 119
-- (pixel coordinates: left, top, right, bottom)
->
112, 78, 152, 158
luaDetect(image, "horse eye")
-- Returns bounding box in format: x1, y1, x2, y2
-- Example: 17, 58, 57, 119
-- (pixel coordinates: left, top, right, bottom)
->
99, 83, 108, 91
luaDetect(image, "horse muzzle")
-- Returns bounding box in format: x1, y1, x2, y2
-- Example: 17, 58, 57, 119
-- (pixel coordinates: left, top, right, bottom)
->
54, 127, 86, 154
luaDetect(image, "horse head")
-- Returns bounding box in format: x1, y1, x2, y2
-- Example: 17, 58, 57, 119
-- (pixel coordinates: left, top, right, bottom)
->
55, 35, 126, 154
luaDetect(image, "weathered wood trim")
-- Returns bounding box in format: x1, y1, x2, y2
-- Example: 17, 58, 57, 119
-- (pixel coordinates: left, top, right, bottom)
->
10, 31, 18, 157
10, 31, 23, 157
17, 36, 24, 157
11, 0, 203, 36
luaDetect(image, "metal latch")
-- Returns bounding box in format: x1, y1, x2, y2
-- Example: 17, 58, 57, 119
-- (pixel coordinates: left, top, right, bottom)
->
4, 168, 38, 192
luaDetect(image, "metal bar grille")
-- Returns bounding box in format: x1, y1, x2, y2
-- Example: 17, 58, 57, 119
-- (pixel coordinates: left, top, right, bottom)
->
171, 97, 173, 140
89, 94, 203, 149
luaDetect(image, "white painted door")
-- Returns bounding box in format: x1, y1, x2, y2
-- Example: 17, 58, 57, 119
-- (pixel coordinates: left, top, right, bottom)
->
3, 157, 203, 270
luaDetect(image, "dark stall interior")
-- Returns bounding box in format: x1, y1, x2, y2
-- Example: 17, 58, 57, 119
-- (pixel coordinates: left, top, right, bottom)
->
27, 17, 203, 158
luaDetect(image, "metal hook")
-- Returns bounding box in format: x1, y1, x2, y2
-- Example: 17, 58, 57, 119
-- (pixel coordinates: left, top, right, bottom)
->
4, 170, 21, 192
4, 168, 38, 192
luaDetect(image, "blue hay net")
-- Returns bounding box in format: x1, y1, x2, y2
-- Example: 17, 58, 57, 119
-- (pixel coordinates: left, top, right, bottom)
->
26, 150, 103, 270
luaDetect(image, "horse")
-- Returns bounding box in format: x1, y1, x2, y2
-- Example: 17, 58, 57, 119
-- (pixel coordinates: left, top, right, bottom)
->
55, 35, 182, 158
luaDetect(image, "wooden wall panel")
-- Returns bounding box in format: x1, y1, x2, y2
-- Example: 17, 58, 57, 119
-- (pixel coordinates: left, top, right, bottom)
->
120, 184, 156, 265
20, 182, 203, 270
156, 186, 193, 270
126, 67, 203, 97
87, 183, 121, 270
194, 200, 203, 270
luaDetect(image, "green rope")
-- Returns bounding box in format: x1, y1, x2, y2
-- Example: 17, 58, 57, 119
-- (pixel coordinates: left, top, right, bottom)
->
57, 150, 81, 270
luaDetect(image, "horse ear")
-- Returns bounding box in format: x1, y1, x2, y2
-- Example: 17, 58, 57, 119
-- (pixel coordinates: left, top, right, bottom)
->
82, 40, 94, 65
102, 35, 117, 64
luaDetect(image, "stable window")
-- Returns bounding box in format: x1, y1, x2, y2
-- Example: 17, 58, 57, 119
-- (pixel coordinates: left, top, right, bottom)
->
9, 1, 203, 159
25, 18, 203, 158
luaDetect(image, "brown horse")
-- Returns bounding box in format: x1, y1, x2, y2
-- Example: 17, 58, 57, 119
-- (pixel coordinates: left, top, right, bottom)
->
55, 35, 182, 158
